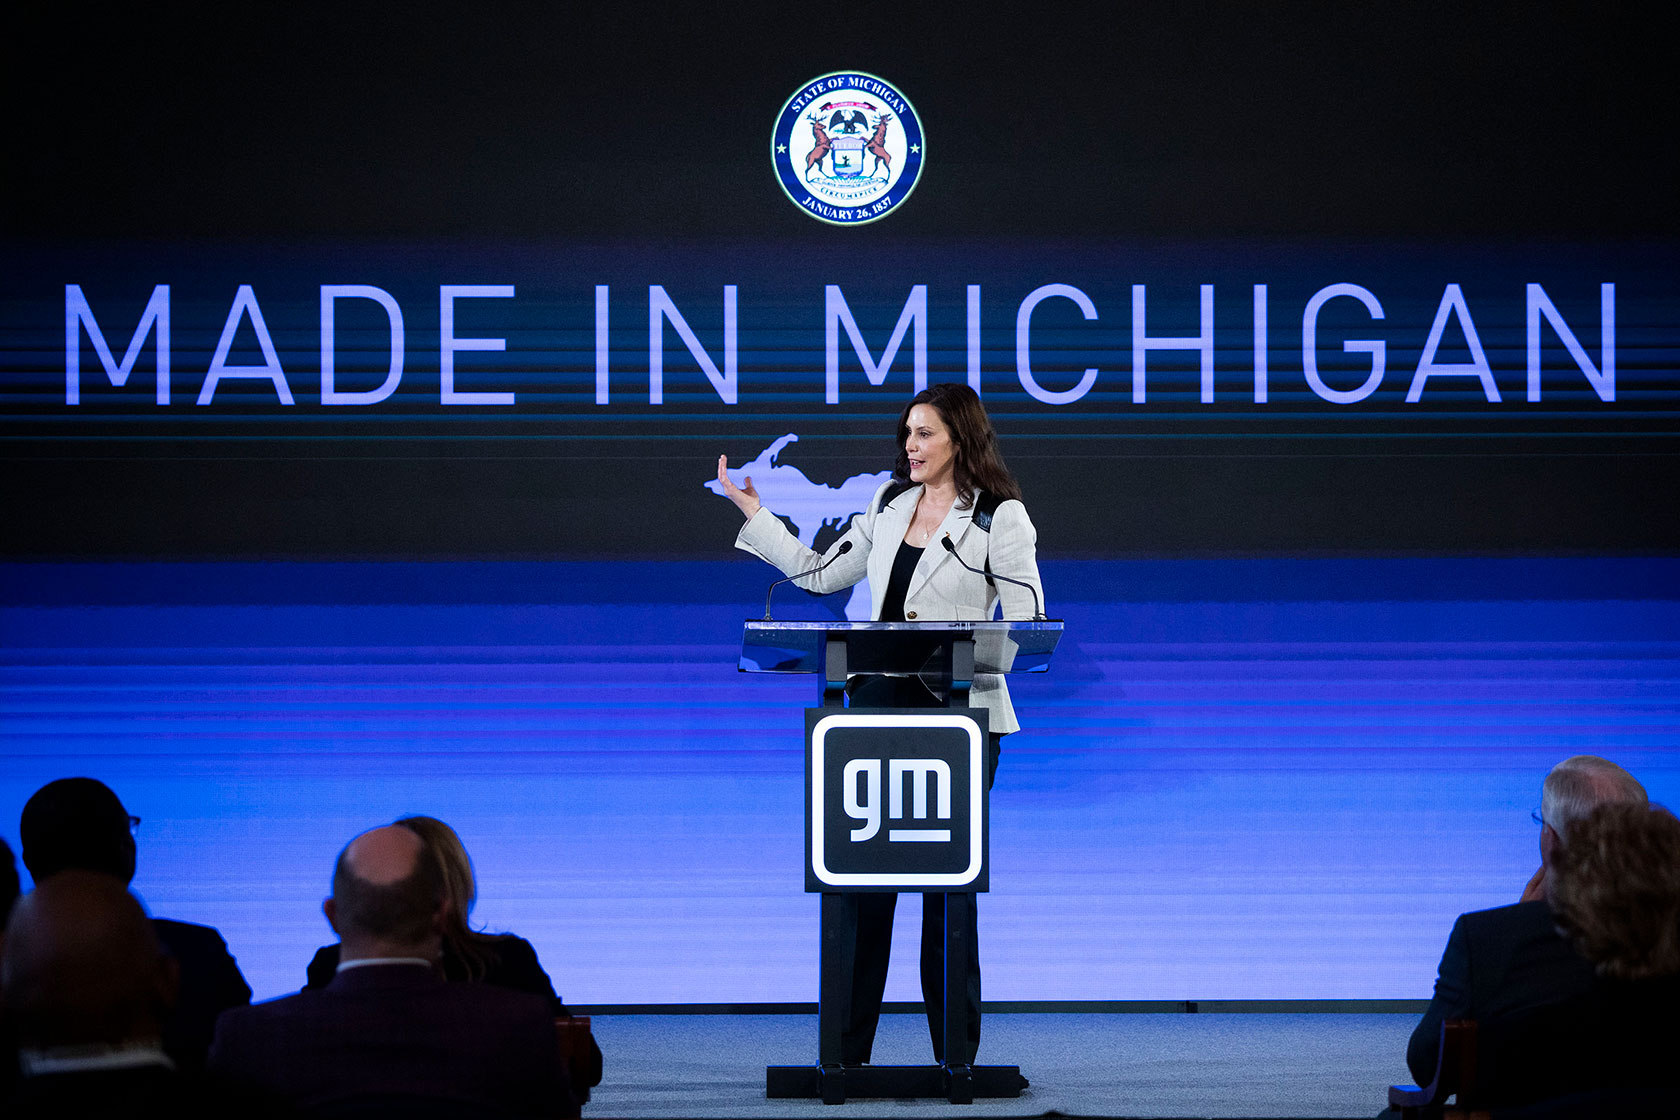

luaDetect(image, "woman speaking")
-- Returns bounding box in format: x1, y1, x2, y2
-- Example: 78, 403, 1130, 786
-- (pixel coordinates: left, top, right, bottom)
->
716, 382, 1043, 1068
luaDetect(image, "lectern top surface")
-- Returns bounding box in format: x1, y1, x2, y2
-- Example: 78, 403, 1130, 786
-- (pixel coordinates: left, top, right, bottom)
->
739, 619, 1062, 675
747, 620, 1062, 632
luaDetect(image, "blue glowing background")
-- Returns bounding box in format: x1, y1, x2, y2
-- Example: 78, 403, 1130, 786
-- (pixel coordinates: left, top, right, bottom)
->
5, 4, 1676, 1013
4, 557, 1675, 1003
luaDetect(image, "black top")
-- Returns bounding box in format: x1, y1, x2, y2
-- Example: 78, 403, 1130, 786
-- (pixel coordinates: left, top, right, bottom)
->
879, 541, 923, 622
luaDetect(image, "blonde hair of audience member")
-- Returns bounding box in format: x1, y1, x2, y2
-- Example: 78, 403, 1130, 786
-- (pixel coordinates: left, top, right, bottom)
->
394, 815, 510, 981
1550, 802, 1680, 981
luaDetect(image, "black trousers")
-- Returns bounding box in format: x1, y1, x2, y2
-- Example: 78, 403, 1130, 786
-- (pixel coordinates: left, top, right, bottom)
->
839, 670, 1002, 1065
837, 876, 988, 1065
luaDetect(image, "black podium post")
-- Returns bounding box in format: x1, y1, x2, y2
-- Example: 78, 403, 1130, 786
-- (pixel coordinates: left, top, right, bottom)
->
743, 620, 1061, 1104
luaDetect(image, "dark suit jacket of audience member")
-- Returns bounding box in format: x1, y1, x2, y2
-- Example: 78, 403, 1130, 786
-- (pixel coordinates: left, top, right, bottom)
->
306, 935, 560, 1011
1407, 898, 1597, 1085
153, 917, 252, 1071
210, 962, 575, 1118
1474, 974, 1680, 1115
4, 1063, 292, 1120
306, 935, 602, 1089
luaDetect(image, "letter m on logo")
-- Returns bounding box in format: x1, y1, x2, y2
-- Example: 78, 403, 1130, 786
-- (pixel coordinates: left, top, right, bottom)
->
66, 285, 170, 405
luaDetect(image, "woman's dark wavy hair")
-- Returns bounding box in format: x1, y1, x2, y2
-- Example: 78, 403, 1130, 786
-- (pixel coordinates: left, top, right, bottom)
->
891, 383, 1022, 508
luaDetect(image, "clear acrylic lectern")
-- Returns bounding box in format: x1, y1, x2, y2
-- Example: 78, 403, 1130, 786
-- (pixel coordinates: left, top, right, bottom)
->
742, 619, 1062, 1105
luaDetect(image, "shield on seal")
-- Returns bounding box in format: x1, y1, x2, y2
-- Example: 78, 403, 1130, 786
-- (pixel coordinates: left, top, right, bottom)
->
829, 135, 867, 179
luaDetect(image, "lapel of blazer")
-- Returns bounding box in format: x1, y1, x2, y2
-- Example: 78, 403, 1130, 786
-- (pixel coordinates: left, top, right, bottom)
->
870, 483, 920, 594
907, 497, 977, 601
875, 484, 918, 541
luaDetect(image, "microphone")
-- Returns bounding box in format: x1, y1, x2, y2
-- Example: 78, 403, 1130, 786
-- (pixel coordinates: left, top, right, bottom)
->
941, 534, 1044, 620
763, 541, 853, 620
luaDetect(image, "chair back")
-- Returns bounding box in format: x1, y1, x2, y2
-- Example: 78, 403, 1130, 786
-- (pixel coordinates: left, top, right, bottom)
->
556, 1014, 595, 1108
1387, 1019, 1482, 1119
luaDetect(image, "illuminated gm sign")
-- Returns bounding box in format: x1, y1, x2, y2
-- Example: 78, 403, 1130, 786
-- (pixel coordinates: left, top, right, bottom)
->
843, 758, 952, 843
807, 710, 987, 890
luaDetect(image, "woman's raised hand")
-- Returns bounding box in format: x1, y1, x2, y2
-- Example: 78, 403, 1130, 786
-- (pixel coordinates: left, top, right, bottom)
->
716, 454, 762, 520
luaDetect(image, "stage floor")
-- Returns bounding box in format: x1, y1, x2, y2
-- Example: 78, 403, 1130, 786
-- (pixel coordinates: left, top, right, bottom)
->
586, 1011, 1416, 1119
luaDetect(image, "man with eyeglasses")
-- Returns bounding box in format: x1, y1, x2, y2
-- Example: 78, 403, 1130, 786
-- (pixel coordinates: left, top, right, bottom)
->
1405, 755, 1649, 1087
16, 777, 251, 1073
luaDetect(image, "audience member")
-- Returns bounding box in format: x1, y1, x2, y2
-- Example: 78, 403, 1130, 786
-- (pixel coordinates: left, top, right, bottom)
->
1, 837, 18, 931
305, 815, 566, 1003
1469, 803, 1680, 1117
1405, 755, 1647, 1085
305, 814, 602, 1091
18, 777, 251, 1071
1, 872, 283, 1118
1, 837, 18, 1099
210, 824, 576, 1117
1550, 801, 1680, 979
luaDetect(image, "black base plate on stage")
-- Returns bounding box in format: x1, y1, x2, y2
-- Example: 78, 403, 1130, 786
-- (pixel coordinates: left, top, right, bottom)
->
766, 1063, 1026, 1104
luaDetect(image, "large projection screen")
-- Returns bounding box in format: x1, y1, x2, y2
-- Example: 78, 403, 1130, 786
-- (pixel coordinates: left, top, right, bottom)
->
3, 5, 1675, 1005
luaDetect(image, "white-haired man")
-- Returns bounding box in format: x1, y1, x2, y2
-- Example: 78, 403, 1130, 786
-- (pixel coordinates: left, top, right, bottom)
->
1405, 755, 1648, 1085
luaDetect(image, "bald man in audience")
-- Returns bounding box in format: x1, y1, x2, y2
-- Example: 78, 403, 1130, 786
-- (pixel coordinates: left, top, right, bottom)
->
2, 872, 278, 1117
209, 824, 576, 1117
1406, 755, 1649, 1086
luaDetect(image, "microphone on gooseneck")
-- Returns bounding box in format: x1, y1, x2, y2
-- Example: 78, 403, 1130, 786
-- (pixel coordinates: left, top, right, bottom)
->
941, 534, 1045, 620
763, 541, 853, 621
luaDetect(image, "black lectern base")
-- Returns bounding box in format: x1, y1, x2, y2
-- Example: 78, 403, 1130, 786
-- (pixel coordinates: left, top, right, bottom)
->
766, 1063, 1027, 1104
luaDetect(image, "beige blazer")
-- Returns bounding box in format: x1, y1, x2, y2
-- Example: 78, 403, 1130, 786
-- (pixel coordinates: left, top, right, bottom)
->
735, 480, 1044, 733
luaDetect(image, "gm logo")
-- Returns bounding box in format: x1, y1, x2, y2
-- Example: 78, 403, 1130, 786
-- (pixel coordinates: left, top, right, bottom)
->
807, 710, 987, 890
843, 758, 953, 843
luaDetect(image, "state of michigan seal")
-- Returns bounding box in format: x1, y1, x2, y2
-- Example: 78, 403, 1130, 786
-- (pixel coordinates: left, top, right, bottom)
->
772, 71, 924, 225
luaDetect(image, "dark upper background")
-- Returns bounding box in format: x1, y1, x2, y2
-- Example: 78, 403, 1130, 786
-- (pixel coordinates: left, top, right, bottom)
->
8, 2, 1675, 240
4, 2, 1675, 558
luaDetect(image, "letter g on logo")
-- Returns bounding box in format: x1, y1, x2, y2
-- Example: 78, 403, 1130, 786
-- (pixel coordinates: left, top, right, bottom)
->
843, 758, 882, 841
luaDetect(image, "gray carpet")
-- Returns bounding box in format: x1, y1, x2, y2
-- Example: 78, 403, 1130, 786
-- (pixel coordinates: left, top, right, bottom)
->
586, 1012, 1415, 1118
